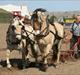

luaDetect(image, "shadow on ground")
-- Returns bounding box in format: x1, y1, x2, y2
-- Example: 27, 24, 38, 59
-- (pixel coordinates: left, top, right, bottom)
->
0, 58, 57, 71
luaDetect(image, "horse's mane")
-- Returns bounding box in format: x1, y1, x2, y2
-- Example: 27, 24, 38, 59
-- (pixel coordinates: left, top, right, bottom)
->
31, 8, 47, 21
31, 13, 38, 21
33, 8, 47, 13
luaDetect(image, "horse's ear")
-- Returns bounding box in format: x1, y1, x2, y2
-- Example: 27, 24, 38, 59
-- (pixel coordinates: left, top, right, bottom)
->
31, 14, 34, 20
47, 15, 49, 19
31, 13, 36, 19
47, 15, 50, 22
31, 13, 38, 20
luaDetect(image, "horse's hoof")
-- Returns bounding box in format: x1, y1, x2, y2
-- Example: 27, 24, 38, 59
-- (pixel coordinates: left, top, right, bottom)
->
26, 59, 30, 64
22, 62, 29, 69
56, 62, 61, 65
22, 63, 26, 69
52, 63, 56, 68
35, 63, 39, 68
0, 65, 3, 68
7, 64, 11, 69
22, 63, 27, 69
40, 64, 48, 72
26, 63, 29, 68
22, 66, 26, 69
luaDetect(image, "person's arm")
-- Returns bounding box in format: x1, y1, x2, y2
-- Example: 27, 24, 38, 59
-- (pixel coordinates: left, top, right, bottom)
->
70, 23, 74, 34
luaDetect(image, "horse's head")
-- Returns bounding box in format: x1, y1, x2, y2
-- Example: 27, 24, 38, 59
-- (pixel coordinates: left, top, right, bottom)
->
11, 17, 22, 40
31, 8, 48, 35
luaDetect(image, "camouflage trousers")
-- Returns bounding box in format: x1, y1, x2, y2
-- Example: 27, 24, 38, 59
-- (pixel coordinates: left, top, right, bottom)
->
70, 35, 80, 57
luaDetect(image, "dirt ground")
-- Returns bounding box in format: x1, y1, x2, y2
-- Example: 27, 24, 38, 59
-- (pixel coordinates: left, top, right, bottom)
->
0, 23, 80, 75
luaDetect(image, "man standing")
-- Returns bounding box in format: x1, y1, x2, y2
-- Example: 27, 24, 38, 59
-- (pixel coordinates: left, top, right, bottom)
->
70, 15, 80, 58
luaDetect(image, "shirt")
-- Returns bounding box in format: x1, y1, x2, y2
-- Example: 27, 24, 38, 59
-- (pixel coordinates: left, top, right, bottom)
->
71, 22, 80, 36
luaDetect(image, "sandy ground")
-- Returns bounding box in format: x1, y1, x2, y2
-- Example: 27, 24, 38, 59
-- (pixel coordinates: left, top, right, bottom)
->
0, 50, 80, 75
0, 23, 80, 75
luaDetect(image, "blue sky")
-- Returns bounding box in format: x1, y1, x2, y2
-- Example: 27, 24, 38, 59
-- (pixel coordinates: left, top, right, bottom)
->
0, 0, 80, 12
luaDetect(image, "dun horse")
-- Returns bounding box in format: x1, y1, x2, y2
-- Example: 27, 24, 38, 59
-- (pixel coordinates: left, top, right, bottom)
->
31, 8, 64, 71
6, 17, 34, 69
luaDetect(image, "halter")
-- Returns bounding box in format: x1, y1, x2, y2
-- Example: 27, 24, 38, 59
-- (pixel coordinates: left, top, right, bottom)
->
31, 11, 50, 37
37, 15, 50, 37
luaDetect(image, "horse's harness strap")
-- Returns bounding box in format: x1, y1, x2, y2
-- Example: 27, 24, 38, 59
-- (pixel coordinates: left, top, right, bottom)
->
50, 23, 62, 40
38, 26, 49, 37
16, 34, 21, 36
38, 16, 50, 37
51, 23, 58, 35
22, 29, 36, 44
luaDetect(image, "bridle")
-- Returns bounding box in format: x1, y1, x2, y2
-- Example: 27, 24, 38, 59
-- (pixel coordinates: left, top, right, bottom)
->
38, 14, 49, 37
32, 11, 50, 37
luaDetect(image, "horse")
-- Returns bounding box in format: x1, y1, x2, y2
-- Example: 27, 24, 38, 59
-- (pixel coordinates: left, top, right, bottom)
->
6, 17, 34, 69
31, 8, 64, 71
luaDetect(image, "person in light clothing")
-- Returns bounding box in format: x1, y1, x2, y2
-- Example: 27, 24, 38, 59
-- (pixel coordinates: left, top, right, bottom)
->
70, 15, 80, 58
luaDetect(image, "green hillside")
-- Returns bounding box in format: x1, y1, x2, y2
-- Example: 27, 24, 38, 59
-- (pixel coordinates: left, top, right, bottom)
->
0, 8, 12, 23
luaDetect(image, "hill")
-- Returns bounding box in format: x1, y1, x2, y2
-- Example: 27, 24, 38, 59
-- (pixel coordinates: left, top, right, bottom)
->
0, 8, 12, 23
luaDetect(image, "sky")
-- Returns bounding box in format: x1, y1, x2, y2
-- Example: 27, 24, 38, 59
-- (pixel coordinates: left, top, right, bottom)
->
0, 0, 80, 12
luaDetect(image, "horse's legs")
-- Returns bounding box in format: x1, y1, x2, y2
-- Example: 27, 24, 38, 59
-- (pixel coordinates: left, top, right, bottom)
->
25, 49, 29, 60
22, 48, 26, 69
41, 44, 52, 71
21, 39, 27, 69
25, 45, 31, 64
32, 43, 39, 67
6, 49, 11, 68
56, 39, 62, 64
34, 43, 39, 61
56, 50, 61, 64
